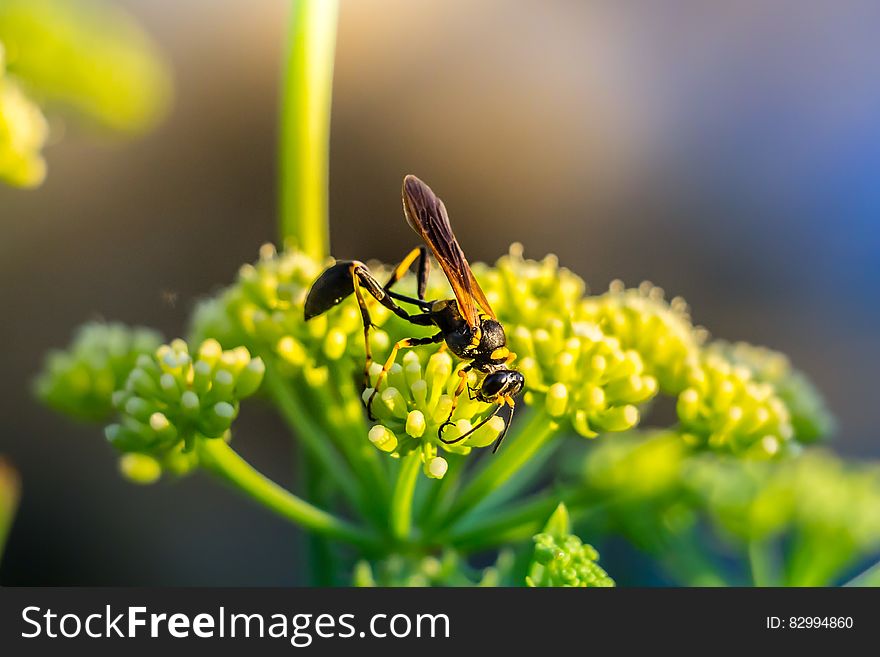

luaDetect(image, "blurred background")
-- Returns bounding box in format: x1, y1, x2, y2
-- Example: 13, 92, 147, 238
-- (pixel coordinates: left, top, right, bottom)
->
1, 0, 878, 584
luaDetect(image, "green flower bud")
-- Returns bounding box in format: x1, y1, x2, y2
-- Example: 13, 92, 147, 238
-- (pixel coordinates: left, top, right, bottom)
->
0, 43, 48, 187
36, 322, 163, 422
526, 504, 614, 587
705, 340, 833, 443
579, 281, 705, 394
364, 350, 507, 477
354, 549, 513, 587
509, 320, 657, 438
678, 352, 795, 457
105, 338, 264, 478
118, 453, 162, 485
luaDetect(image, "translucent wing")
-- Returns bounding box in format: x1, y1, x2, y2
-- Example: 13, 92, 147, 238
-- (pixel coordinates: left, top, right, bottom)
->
401, 175, 496, 327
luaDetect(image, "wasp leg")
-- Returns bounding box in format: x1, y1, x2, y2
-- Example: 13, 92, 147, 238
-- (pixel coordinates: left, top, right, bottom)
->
438, 365, 473, 435
366, 332, 444, 419
350, 264, 377, 390
354, 264, 434, 326
384, 245, 430, 302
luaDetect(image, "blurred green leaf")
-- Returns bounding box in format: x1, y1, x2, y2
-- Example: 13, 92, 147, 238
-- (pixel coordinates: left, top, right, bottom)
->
0, 0, 171, 134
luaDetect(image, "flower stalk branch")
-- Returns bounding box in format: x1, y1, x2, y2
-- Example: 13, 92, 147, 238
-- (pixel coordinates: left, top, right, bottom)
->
196, 438, 379, 550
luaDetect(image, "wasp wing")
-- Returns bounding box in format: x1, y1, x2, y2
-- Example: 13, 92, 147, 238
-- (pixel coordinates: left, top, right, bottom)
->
401, 175, 496, 327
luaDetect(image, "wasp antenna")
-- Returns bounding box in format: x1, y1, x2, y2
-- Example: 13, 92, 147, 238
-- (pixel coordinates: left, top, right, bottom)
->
491, 401, 516, 453
439, 402, 505, 446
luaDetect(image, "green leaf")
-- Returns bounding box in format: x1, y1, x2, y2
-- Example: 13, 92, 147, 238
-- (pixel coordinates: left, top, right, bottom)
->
543, 502, 571, 538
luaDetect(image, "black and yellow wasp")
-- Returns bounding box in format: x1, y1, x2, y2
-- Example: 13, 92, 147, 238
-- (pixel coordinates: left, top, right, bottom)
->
304, 175, 524, 452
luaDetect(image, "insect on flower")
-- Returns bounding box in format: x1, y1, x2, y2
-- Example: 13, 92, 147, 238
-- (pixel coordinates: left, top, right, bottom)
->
304, 175, 524, 452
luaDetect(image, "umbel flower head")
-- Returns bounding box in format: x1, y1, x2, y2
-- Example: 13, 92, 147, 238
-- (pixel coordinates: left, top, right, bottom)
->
36, 322, 162, 422
105, 339, 264, 478
579, 281, 706, 394
685, 451, 880, 545
364, 350, 506, 479
510, 319, 657, 437
0, 43, 48, 188
473, 243, 586, 330
526, 504, 614, 587
677, 351, 795, 458
705, 340, 833, 443
191, 244, 405, 379
474, 246, 656, 437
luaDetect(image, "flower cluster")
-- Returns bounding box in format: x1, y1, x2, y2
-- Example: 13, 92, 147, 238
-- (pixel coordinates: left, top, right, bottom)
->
526, 504, 614, 587
578, 432, 880, 585
510, 320, 657, 437
365, 350, 506, 478
191, 244, 404, 376
705, 341, 833, 443
36, 322, 162, 422
677, 352, 795, 458
685, 452, 880, 548
476, 246, 657, 437
579, 281, 705, 394
0, 43, 47, 187
473, 243, 586, 329
353, 549, 513, 587
0, 0, 170, 134
104, 339, 264, 479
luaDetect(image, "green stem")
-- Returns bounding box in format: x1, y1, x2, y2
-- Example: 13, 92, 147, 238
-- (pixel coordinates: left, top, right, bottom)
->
472, 433, 562, 515
389, 451, 421, 541
306, 378, 390, 510
300, 449, 336, 585
197, 439, 378, 550
263, 368, 365, 515
844, 558, 880, 587
278, 0, 339, 258
445, 487, 595, 551
748, 539, 777, 587
663, 539, 730, 587
436, 411, 560, 531
418, 452, 465, 525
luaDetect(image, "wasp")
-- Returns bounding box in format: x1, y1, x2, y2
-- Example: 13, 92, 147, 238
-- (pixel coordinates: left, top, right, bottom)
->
304, 175, 524, 452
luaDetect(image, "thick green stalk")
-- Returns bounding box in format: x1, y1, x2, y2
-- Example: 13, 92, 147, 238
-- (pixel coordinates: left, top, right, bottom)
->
197, 439, 378, 550
436, 411, 560, 531
278, 0, 339, 257
389, 451, 421, 541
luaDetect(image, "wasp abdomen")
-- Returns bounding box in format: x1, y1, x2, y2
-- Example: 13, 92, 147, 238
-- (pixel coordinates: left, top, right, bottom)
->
304, 261, 360, 320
